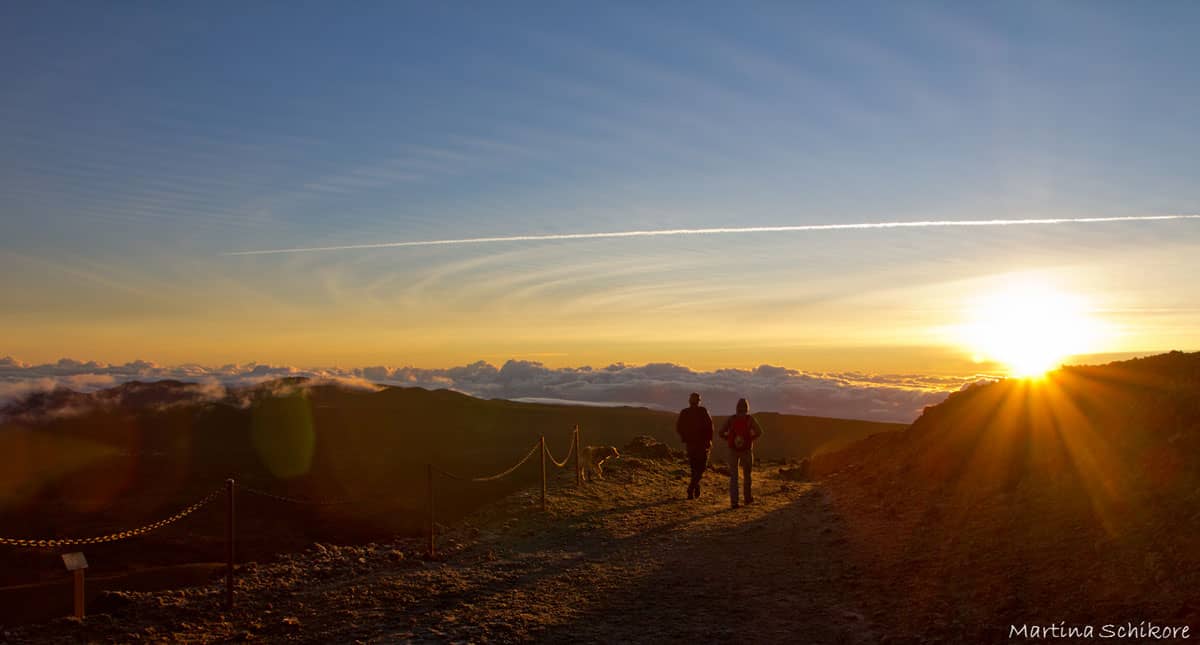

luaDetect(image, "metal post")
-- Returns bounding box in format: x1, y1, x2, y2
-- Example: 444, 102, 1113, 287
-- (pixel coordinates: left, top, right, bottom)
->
574, 426, 581, 487
540, 435, 547, 512
72, 570, 85, 619
427, 464, 436, 559
225, 478, 235, 610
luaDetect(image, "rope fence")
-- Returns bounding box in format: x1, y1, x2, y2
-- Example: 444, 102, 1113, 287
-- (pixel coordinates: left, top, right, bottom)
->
426, 426, 581, 557
433, 441, 543, 483
0, 424, 586, 618
0, 487, 224, 548
544, 432, 576, 468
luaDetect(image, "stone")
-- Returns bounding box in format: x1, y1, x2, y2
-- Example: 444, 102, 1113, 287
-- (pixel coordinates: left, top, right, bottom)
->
623, 435, 674, 459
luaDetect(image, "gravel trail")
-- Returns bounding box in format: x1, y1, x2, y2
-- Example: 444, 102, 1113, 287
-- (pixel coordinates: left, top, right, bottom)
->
7, 457, 877, 644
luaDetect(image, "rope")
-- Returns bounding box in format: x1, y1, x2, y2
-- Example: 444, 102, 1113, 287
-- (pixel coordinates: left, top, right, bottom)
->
0, 487, 223, 548
544, 433, 576, 468
0, 427, 581, 550
240, 486, 381, 506
436, 441, 542, 482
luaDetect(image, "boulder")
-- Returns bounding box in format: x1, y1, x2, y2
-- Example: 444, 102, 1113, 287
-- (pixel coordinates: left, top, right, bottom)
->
91, 591, 136, 614
623, 435, 675, 459
778, 458, 811, 481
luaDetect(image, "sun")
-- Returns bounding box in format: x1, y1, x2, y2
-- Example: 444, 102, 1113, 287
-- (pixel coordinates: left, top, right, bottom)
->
960, 280, 1108, 378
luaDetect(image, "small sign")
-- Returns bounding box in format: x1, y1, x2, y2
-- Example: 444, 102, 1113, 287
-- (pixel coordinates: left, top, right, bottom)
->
61, 552, 88, 571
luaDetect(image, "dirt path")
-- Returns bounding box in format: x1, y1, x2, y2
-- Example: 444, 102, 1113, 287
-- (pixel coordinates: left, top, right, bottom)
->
433, 459, 877, 645
7, 457, 879, 644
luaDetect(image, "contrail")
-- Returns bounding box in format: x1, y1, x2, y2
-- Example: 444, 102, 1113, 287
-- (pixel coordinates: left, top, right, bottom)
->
225, 214, 1200, 256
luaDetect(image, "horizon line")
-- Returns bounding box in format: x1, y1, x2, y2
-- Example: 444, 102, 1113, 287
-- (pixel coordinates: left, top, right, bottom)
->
224, 214, 1200, 256
1, 348, 1172, 374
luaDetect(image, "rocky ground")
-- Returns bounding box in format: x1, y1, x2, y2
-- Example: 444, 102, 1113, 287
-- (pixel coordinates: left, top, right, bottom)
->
14, 441, 1189, 644
4, 455, 887, 644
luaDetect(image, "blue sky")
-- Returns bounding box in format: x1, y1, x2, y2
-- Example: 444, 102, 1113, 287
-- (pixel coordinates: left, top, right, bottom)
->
2, 1, 1198, 373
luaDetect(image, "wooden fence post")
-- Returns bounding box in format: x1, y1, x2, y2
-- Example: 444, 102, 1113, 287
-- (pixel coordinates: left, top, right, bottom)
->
225, 478, 235, 610
540, 435, 547, 512
427, 464, 436, 559
574, 426, 581, 487
72, 569, 85, 619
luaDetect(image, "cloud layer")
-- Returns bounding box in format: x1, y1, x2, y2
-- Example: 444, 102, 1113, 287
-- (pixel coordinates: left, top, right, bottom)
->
0, 356, 991, 423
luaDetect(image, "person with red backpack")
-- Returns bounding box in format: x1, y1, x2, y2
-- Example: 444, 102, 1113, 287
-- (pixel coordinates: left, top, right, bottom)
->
718, 398, 763, 508
676, 392, 714, 500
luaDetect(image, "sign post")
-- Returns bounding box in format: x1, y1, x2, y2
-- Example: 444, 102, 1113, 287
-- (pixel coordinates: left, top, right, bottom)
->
225, 478, 235, 610
427, 463, 435, 559
61, 552, 88, 619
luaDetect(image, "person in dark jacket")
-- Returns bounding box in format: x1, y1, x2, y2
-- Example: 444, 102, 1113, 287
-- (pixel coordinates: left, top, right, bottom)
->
676, 392, 714, 500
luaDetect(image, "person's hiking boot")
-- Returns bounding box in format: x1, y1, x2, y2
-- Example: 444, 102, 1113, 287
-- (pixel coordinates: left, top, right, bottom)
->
730, 502, 740, 509
687, 491, 695, 500
744, 497, 754, 505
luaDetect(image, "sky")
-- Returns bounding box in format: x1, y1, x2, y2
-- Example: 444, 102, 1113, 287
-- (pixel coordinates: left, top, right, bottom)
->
3, 1, 1199, 388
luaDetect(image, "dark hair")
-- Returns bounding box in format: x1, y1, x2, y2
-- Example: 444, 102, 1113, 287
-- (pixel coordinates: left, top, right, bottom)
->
736, 398, 749, 414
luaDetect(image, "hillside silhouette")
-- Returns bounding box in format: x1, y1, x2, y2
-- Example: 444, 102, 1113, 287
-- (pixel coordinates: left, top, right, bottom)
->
0, 380, 898, 626
811, 350, 1200, 638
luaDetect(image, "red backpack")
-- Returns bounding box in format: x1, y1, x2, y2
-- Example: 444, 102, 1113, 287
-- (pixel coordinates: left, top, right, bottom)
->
727, 415, 756, 450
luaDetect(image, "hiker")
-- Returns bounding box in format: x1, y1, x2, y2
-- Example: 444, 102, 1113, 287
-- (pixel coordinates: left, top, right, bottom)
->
675, 392, 714, 500
719, 398, 763, 508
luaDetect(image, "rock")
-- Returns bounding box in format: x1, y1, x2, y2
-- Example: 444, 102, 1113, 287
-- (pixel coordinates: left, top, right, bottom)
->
623, 435, 674, 459
92, 590, 136, 614
779, 459, 811, 481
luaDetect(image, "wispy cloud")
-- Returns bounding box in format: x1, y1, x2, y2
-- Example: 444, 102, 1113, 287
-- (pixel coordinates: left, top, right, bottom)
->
225, 215, 1200, 256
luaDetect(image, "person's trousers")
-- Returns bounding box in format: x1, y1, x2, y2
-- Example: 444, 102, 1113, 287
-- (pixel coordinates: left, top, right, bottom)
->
728, 448, 754, 505
687, 447, 709, 497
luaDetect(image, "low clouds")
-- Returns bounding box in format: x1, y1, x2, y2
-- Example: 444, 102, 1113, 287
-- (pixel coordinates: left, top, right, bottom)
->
0, 356, 993, 423
401, 360, 980, 422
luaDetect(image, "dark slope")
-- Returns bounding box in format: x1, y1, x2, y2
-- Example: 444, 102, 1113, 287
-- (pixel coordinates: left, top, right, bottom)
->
0, 380, 900, 597
809, 351, 1200, 639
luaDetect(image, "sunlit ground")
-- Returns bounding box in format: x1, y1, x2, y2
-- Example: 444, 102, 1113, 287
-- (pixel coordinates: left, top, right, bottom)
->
959, 279, 1114, 378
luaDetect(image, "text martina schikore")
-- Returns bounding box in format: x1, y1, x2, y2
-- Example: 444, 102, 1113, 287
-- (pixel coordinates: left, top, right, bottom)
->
1010, 622, 1191, 640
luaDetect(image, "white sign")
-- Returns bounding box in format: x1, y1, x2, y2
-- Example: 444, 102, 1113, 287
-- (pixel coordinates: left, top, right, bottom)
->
61, 552, 88, 571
